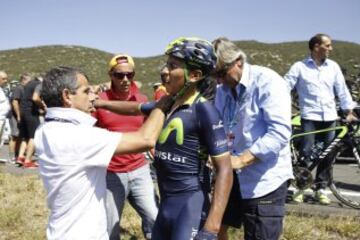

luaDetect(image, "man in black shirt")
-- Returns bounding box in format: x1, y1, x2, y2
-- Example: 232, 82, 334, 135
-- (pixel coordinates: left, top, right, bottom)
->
10, 73, 31, 163
18, 76, 43, 168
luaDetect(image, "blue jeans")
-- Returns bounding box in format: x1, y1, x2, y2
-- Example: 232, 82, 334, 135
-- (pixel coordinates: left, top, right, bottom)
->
105, 164, 158, 240
301, 119, 336, 190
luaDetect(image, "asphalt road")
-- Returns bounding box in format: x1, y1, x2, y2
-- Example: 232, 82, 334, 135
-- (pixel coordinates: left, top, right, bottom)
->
1, 144, 359, 217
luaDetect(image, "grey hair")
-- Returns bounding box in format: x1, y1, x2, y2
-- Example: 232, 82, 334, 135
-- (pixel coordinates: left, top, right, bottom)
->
0, 70, 7, 78
41, 66, 87, 107
212, 37, 247, 71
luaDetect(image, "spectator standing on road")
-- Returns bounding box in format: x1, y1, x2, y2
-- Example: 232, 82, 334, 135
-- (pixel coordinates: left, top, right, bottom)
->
92, 54, 158, 240
32, 76, 46, 122
6, 79, 21, 162
12, 73, 31, 164
35, 66, 171, 240
284, 33, 357, 205
18, 76, 43, 168
212, 37, 293, 240
0, 71, 10, 152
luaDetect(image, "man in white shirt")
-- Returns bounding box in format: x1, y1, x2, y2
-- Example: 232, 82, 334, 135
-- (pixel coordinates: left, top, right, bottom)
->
35, 66, 171, 240
284, 33, 357, 205
0, 71, 10, 150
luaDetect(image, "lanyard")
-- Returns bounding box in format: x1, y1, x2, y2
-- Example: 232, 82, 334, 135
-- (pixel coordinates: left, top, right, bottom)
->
223, 85, 245, 133
45, 117, 76, 124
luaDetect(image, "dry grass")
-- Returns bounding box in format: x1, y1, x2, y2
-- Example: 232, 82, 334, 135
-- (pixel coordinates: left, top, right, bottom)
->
0, 169, 359, 240
0, 171, 47, 240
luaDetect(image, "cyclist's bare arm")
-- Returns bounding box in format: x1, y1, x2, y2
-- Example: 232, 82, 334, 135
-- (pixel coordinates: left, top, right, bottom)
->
203, 152, 233, 234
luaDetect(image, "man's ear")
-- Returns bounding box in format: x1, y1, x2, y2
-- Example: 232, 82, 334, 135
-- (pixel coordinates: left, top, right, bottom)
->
235, 59, 243, 69
188, 69, 203, 83
62, 88, 72, 107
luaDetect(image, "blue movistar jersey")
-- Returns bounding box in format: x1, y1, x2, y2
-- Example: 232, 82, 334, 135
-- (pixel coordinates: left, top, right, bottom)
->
154, 92, 228, 196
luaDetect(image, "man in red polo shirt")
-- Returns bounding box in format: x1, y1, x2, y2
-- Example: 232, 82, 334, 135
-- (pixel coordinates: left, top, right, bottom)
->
93, 54, 158, 240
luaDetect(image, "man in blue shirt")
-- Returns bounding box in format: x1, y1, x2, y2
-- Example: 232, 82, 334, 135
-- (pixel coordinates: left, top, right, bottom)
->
213, 37, 293, 240
284, 33, 357, 205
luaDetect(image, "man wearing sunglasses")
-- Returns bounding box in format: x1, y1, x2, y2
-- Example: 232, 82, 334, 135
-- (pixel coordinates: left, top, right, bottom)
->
212, 38, 293, 240
92, 54, 158, 240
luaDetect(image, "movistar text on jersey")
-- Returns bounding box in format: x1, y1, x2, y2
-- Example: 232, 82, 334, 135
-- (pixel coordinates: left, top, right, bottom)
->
155, 151, 188, 163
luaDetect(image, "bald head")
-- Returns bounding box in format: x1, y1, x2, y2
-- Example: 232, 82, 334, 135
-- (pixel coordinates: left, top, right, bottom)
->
0, 71, 8, 87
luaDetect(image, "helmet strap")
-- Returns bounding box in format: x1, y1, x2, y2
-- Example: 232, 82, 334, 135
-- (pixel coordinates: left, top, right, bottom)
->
172, 66, 192, 100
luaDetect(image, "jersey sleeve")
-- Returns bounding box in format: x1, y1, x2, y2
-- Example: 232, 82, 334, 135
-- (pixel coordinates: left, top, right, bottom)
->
196, 100, 228, 156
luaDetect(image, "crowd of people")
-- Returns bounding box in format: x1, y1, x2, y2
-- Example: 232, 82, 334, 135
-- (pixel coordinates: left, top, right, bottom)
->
0, 33, 357, 240
0, 71, 44, 167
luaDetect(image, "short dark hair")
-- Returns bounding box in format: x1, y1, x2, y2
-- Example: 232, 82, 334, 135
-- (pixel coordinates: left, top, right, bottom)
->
41, 66, 88, 108
309, 33, 330, 51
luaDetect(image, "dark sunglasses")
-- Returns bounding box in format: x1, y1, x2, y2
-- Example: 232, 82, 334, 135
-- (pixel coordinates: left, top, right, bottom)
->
112, 71, 135, 80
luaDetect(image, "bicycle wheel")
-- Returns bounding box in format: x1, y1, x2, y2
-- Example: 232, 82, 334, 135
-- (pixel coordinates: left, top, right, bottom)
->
330, 143, 360, 209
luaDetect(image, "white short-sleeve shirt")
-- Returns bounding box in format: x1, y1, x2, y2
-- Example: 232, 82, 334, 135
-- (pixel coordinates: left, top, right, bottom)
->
35, 107, 121, 240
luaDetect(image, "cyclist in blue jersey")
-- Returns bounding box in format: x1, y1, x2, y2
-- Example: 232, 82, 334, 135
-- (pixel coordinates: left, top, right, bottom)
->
151, 37, 233, 240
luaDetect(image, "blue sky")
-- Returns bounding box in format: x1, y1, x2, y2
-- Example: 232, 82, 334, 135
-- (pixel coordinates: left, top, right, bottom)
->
1, 0, 359, 57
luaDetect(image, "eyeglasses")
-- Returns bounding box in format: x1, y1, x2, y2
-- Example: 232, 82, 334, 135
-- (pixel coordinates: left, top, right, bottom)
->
112, 71, 135, 80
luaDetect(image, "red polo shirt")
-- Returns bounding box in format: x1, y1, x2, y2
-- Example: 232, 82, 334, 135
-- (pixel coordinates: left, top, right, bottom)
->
93, 84, 148, 172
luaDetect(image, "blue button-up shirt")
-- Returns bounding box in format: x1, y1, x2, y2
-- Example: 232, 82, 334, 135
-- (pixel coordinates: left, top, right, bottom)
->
284, 57, 356, 121
215, 63, 293, 199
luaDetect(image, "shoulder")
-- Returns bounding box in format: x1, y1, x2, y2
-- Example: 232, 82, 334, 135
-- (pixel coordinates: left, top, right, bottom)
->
252, 65, 283, 83
195, 98, 219, 117
296, 60, 307, 68
0, 88, 6, 99
251, 65, 288, 94
326, 58, 339, 65
288, 59, 307, 71
326, 58, 341, 70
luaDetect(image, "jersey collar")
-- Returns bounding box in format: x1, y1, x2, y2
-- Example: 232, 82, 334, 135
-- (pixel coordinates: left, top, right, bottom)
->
183, 91, 201, 106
